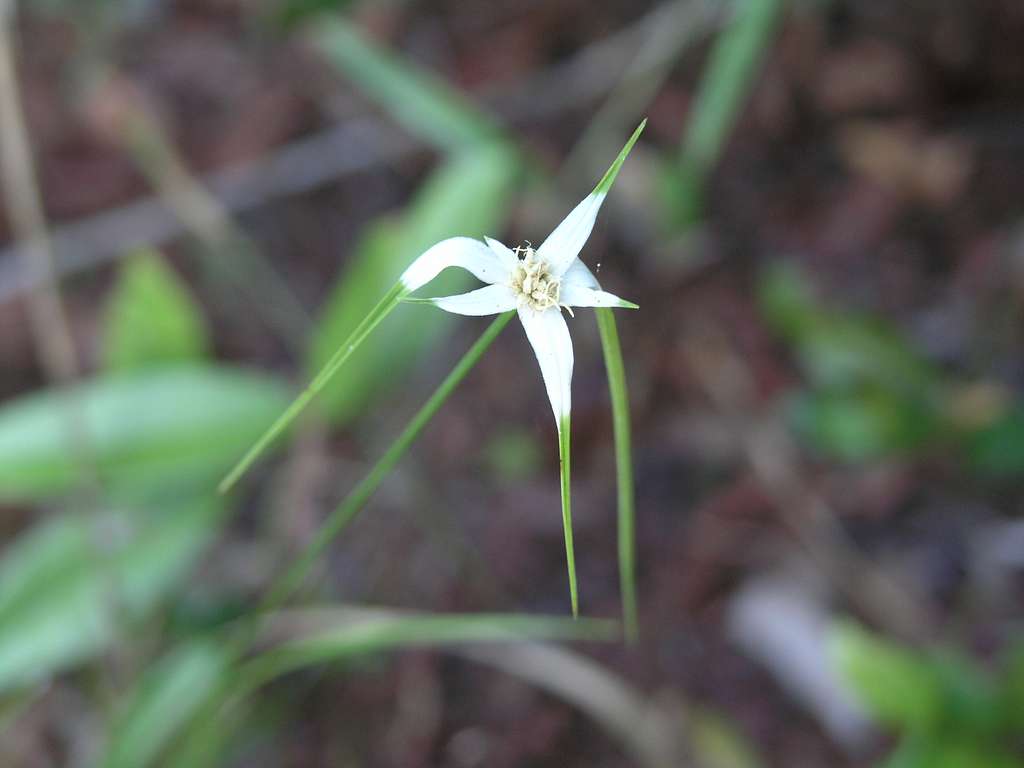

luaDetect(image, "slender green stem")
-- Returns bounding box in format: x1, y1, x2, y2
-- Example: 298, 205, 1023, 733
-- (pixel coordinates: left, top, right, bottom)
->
558, 415, 578, 618
218, 281, 407, 493
596, 308, 637, 643
264, 310, 515, 609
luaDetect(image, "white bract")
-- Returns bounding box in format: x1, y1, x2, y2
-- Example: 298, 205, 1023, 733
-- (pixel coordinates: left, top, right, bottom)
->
399, 125, 643, 436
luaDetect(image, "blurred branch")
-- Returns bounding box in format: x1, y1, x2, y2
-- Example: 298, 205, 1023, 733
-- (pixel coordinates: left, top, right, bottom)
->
0, 6, 79, 382
684, 324, 933, 643
0, 2, 728, 307
0, 117, 415, 307
86, 74, 313, 348
495, 0, 723, 127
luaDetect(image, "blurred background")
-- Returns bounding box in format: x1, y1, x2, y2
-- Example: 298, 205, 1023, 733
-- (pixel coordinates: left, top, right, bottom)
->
1, 0, 1024, 766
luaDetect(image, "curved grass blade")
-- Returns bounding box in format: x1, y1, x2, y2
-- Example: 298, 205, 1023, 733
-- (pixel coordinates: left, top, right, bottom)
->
218, 281, 406, 493
240, 608, 617, 691
596, 307, 638, 642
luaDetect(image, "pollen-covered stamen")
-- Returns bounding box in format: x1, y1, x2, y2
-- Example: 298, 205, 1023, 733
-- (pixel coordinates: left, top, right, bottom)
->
510, 247, 561, 312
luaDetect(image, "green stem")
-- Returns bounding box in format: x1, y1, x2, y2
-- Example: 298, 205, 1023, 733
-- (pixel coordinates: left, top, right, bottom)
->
559, 415, 578, 618
263, 310, 515, 609
596, 308, 637, 643
218, 281, 407, 493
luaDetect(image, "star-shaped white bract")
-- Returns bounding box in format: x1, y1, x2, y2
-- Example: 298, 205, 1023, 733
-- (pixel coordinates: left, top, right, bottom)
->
399, 122, 643, 436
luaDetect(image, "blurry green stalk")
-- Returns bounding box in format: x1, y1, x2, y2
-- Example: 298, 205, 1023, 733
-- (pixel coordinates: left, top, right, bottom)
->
263, 310, 514, 608
218, 282, 406, 493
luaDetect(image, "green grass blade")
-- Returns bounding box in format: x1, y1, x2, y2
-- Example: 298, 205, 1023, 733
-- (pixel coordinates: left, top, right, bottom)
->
218, 281, 406, 493
559, 415, 578, 618
263, 311, 515, 608
675, 0, 783, 223
307, 16, 499, 152
596, 308, 638, 643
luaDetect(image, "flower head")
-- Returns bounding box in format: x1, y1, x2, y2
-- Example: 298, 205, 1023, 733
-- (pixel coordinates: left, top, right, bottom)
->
400, 122, 644, 432
399, 121, 645, 616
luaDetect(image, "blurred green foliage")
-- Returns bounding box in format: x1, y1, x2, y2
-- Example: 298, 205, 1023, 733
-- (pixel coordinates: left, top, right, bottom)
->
662, 0, 783, 227
833, 623, 1024, 768
307, 16, 501, 152
103, 249, 209, 373
100, 641, 229, 768
0, 500, 224, 694
484, 427, 543, 483
0, 366, 290, 500
761, 262, 1024, 476
687, 706, 764, 768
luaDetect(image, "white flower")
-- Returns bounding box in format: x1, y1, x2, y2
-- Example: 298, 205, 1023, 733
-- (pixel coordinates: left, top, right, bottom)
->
399, 123, 643, 436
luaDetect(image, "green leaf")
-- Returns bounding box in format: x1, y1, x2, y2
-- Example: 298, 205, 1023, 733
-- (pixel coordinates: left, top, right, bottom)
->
964, 405, 1024, 478
789, 387, 940, 461
103, 249, 209, 373
100, 641, 229, 768
272, 0, 349, 28
307, 15, 499, 151
830, 622, 943, 731
0, 500, 224, 693
0, 365, 290, 501
308, 144, 518, 424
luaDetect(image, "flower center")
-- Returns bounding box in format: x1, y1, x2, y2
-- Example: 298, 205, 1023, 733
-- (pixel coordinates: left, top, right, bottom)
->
510, 247, 561, 312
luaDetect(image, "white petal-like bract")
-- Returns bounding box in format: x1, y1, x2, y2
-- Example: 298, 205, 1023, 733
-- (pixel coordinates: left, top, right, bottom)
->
561, 258, 600, 290
400, 237, 510, 292
535, 120, 646, 278
535, 192, 607, 278
418, 284, 517, 316
518, 306, 574, 427
561, 282, 637, 309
